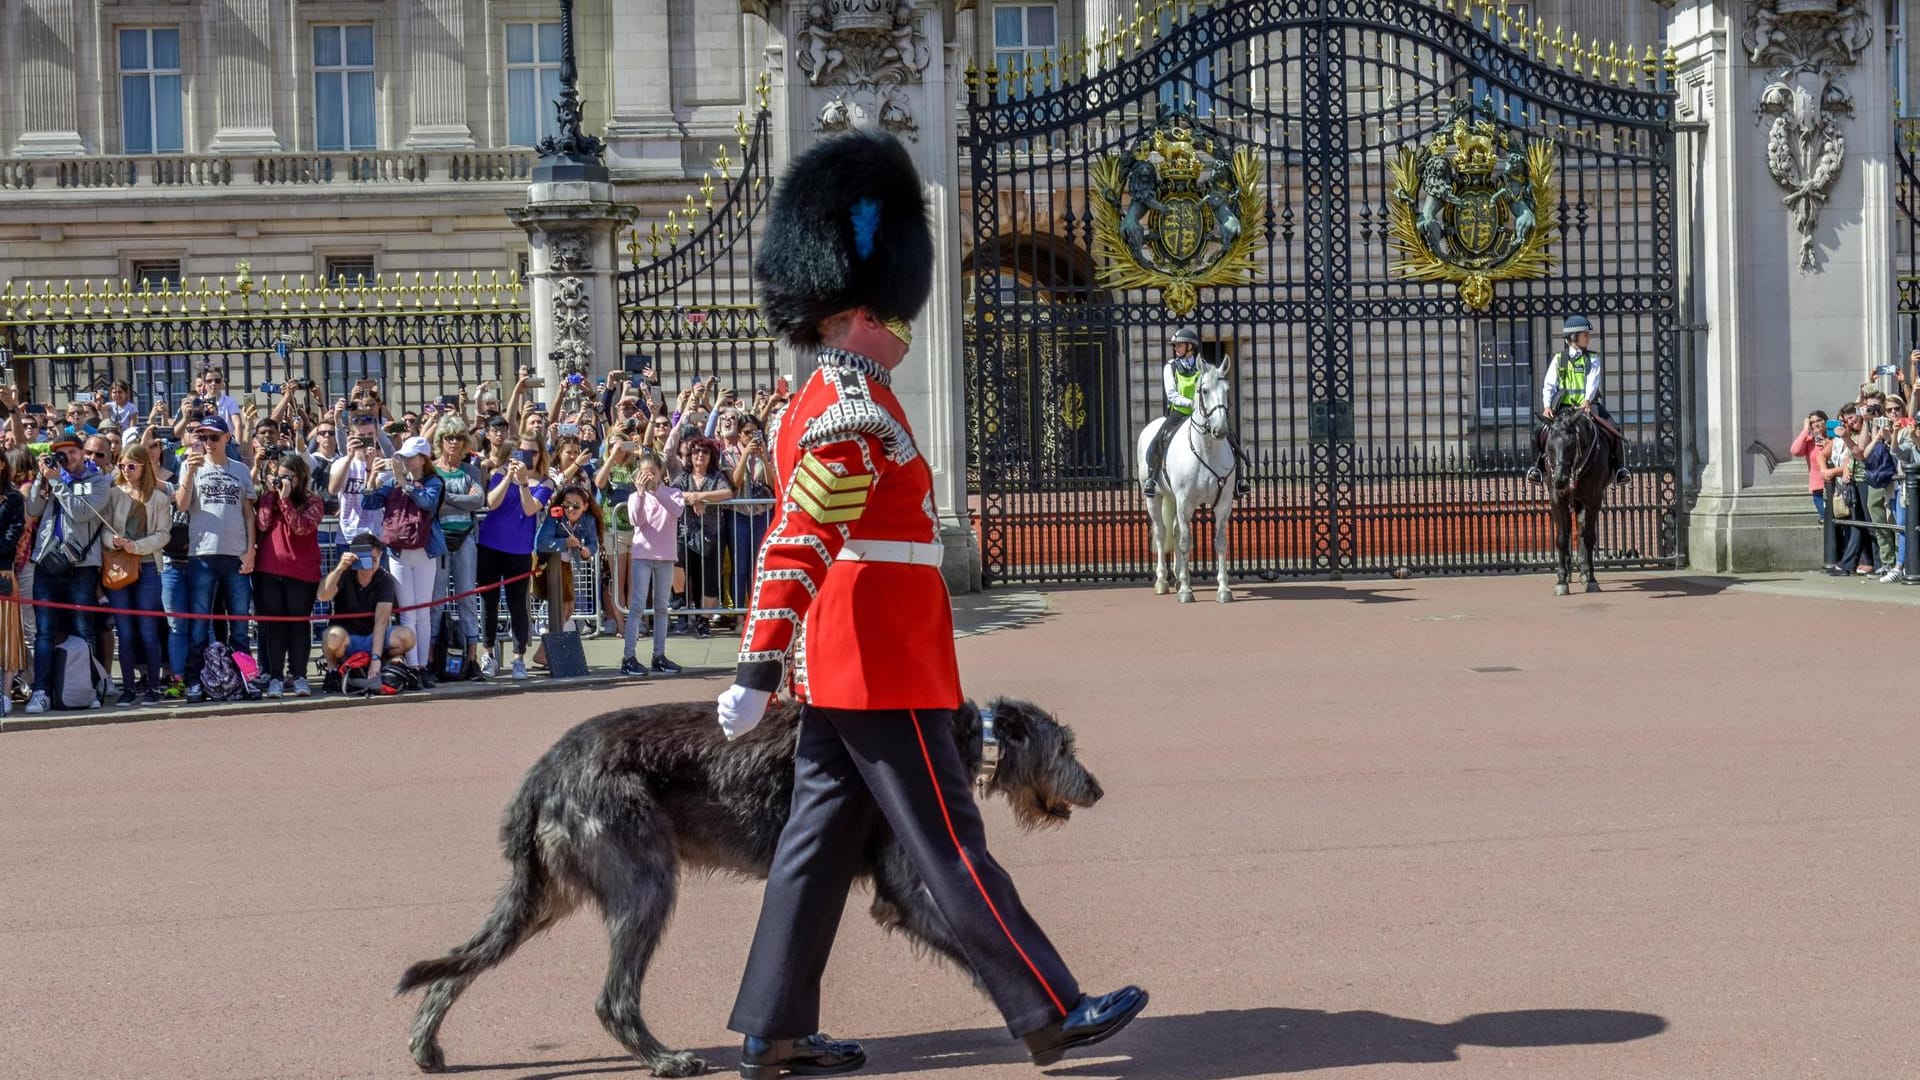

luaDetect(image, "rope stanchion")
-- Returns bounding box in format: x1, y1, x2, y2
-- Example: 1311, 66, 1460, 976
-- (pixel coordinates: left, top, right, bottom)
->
0, 568, 539, 621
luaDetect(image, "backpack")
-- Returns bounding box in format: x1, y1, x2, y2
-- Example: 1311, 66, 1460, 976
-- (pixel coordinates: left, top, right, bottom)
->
382, 485, 439, 551
49, 635, 106, 709
163, 507, 191, 560
198, 641, 253, 702
430, 606, 478, 682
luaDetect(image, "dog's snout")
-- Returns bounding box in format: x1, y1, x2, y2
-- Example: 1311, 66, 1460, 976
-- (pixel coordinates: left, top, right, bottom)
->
1081, 775, 1104, 806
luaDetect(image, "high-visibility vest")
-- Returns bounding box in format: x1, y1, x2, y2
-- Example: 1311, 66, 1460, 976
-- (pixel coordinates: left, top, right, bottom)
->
1556, 350, 1591, 406
1171, 364, 1199, 416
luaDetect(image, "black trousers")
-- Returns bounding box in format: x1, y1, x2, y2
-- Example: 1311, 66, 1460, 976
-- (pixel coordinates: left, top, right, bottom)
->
475, 543, 531, 651
729, 705, 1080, 1041
253, 572, 319, 680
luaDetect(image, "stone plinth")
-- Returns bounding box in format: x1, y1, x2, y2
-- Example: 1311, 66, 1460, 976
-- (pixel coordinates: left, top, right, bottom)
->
508, 178, 637, 397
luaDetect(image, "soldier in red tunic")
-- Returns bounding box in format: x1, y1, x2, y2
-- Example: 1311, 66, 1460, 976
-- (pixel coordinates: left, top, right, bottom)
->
716, 131, 1146, 1078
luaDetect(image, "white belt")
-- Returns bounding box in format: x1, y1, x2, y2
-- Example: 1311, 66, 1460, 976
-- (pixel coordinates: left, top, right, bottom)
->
837, 539, 944, 567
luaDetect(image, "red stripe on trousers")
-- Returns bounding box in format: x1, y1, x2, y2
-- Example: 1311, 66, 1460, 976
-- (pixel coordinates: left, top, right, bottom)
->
909, 709, 1068, 1018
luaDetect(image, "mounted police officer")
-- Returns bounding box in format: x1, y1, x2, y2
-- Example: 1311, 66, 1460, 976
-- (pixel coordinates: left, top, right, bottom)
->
1527, 315, 1630, 487
1141, 326, 1252, 499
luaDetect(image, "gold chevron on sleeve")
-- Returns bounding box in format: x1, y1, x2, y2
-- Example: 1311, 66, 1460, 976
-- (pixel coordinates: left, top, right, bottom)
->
791, 453, 871, 523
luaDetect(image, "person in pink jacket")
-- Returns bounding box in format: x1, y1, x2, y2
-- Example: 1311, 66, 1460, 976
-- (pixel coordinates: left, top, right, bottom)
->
1790, 409, 1836, 518
621, 451, 685, 678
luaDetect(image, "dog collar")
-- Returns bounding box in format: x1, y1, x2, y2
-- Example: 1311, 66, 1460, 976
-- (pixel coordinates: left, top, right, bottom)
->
974, 705, 1001, 789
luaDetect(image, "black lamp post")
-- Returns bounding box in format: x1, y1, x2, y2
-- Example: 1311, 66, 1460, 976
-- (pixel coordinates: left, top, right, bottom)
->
533, 0, 609, 183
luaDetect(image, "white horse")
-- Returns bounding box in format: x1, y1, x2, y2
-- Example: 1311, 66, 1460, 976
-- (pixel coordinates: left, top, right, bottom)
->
1136, 360, 1238, 604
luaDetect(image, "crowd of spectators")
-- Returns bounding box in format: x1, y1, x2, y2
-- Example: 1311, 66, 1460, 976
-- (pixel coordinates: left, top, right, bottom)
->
1792, 354, 1920, 580
0, 363, 784, 713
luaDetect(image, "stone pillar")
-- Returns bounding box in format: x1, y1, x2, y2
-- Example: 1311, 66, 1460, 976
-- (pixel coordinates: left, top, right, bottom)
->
604, 0, 682, 176
771, 0, 981, 592
207, 0, 283, 152
1677, 0, 1894, 571
508, 181, 638, 404
403, 0, 476, 149
11, 0, 87, 156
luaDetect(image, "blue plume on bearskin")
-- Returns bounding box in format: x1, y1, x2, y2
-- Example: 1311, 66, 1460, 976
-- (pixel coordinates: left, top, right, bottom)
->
756, 131, 933, 347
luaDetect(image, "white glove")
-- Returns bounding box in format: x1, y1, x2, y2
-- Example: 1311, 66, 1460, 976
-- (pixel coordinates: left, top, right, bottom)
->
717, 684, 772, 741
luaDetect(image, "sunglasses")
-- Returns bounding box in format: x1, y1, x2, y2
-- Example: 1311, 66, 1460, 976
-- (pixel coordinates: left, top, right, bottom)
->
352, 415, 377, 426
84, 450, 110, 460
273, 473, 298, 483
314, 429, 336, 437
117, 462, 141, 471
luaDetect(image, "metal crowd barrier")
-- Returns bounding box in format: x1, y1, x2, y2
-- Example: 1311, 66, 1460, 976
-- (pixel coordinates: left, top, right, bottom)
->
1820, 471, 1920, 581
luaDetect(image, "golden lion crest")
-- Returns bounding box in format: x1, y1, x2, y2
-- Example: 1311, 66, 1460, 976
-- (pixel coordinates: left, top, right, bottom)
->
1387, 98, 1559, 311
1090, 108, 1263, 317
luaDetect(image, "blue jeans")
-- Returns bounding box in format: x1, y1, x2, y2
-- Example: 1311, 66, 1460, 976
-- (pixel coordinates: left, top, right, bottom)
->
729, 510, 770, 610
104, 566, 164, 689
1898, 489, 1912, 572
161, 559, 190, 680
32, 566, 102, 692
186, 554, 252, 681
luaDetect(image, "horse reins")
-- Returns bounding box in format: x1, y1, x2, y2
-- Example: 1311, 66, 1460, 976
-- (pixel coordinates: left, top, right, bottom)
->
1187, 394, 1235, 497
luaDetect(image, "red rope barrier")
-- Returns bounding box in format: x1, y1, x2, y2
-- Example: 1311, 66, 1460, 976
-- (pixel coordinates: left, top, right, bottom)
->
0, 568, 540, 622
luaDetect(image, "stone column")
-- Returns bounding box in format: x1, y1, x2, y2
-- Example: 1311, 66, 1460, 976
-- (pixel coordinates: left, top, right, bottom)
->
1678, 0, 1895, 570
509, 181, 638, 402
403, 0, 476, 149
604, 0, 683, 176
11, 0, 87, 156
773, 0, 981, 592
207, 0, 283, 152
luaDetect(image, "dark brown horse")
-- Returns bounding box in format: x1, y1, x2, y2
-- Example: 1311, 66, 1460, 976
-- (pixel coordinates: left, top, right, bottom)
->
1542, 406, 1610, 595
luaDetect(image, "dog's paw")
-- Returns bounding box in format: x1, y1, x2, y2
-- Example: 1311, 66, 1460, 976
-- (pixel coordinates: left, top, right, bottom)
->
409, 1039, 446, 1073
648, 1050, 705, 1077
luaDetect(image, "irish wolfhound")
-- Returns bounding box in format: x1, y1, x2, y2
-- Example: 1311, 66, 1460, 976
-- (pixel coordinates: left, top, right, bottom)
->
396, 697, 1102, 1076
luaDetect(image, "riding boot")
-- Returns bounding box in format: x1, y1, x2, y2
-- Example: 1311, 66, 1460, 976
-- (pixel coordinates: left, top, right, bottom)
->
1611, 437, 1630, 486
1142, 424, 1172, 497
1229, 435, 1252, 498
1525, 424, 1547, 486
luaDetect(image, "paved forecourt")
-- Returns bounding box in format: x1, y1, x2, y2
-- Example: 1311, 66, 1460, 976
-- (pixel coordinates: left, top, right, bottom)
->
1, 573, 1913, 1079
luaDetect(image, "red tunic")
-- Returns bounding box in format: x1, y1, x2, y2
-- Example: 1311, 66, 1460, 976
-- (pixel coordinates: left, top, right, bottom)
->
734, 348, 961, 710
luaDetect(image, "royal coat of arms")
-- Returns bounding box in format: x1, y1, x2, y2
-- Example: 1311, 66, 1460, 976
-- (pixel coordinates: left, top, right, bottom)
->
1090, 108, 1263, 316
1387, 99, 1559, 311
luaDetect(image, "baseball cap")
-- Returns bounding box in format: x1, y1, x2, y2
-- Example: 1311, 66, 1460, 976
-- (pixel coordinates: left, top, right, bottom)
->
347, 531, 383, 553
396, 436, 432, 458
196, 415, 231, 435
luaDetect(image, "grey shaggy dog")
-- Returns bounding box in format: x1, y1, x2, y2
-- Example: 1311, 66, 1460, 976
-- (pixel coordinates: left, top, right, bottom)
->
395, 696, 1102, 1077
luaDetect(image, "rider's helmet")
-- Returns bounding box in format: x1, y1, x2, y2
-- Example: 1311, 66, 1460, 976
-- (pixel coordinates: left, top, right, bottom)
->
1170, 326, 1201, 347
1561, 314, 1593, 339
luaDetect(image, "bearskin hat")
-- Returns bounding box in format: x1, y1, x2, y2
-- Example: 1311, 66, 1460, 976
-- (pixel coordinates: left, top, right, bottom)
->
755, 130, 933, 348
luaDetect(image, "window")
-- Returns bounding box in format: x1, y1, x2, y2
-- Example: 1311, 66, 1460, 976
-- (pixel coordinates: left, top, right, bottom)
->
313, 25, 376, 151
326, 255, 377, 286
130, 259, 182, 289
992, 4, 1056, 100
1476, 320, 1534, 421
120, 28, 183, 154
506, 22, 564, 147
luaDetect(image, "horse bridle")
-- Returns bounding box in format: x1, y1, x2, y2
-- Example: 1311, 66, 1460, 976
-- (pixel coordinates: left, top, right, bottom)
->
1550, 408, 1600, 485
1187, 391, 1235, 494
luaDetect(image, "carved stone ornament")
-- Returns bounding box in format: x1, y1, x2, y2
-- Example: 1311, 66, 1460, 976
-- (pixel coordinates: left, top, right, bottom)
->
1745, 0, 1873, 272
796, 0, 931, 140
547, 231, 593, 370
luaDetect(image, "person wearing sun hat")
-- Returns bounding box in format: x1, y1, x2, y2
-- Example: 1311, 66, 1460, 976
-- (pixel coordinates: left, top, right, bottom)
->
173, 413, 257, 701
358, 435, 444, 673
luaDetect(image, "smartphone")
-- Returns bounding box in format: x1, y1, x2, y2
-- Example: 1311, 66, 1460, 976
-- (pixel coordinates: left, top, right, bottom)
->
259, 382, 283, 395
531, 401, 548, 413
1877, 364, 1900, 377
549, 505, 567, 519
510, 449, 534, 468
525, 376, 546, 389
353, 551, 375, 571
22, 404, 47, 416
437, 394, 457, 407
555, 422, 579, 437
75, 392, 94, 404
775, 375, 790, 395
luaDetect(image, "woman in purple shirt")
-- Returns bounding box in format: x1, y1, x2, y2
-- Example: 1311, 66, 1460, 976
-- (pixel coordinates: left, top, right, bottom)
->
474, 437, 551, 680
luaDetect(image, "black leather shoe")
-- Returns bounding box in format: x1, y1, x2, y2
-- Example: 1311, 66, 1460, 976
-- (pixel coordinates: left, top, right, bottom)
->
738, 1033, 866, 1079
1023, 986, 1149, 1066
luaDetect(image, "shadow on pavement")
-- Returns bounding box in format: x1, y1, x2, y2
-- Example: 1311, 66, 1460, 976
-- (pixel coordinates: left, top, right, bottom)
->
560, 1005, 1667, 1079
1611, 576, 1738, 599
1239, 585, 1419, 604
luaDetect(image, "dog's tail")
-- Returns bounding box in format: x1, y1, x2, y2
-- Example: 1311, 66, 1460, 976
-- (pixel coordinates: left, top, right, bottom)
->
395, 782, 547, 996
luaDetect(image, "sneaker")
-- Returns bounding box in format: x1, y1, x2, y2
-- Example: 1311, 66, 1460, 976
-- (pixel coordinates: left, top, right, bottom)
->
619, 656, 649, 677
116, 687, 137, 707
163, 679, 185, 700
1881, 568, 1904, 583
652, 654, 682, 676
511, 657, 527, 680
292, 677, 312, 698
265, 678, 284, 699
417, 671, 438, 689
693, 618, 713, 640
24, 691, 49, 715
481, 652, 498, 679
186, 684, 204, 703
140, 688, 160, 706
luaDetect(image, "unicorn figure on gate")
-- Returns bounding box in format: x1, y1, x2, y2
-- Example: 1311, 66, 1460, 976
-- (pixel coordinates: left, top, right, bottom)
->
1136, 338, 1241, 604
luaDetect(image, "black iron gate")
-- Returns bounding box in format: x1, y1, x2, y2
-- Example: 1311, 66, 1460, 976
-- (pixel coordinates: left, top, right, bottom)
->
963, 0, 1680, 585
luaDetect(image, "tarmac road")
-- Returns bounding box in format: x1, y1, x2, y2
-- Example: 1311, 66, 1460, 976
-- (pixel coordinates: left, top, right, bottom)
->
2, 574, 1914, 1079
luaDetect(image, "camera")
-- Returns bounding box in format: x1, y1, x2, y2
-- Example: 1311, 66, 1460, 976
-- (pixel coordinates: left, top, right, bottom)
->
289, 377, 317, 392
549, 505, 567, 519
39, 453, 59, 471
566, 373, 585, 386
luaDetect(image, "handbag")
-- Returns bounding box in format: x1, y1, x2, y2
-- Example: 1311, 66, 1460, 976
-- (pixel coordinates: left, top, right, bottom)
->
1833, 483, 1854, 520
37, 518, 103, 578
102, 543, 141, 590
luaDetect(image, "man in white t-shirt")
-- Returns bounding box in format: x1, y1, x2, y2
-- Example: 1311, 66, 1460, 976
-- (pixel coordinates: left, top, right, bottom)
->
197, 368, 244, 428
329, 410, 387, 541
